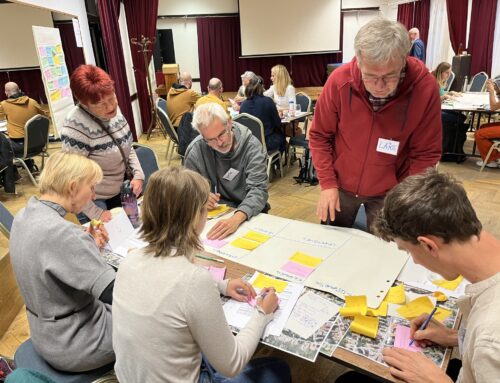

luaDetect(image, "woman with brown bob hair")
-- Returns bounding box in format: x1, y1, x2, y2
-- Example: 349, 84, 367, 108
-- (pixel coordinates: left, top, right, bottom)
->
112, 166, 290, 383
61, 64, 144, 223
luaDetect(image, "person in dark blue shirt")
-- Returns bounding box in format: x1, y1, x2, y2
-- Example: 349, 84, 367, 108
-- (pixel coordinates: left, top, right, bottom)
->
409, 27, 425, 62
239, 76, 286, 153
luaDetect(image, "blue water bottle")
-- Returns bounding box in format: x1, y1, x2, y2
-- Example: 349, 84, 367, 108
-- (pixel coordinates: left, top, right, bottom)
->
120, 180, 140, 228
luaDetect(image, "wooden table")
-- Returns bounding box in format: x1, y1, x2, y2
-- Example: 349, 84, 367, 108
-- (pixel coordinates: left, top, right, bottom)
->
196, 253, 457, 383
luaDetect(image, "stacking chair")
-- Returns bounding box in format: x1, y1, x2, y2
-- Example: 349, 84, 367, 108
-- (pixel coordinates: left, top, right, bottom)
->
468, 72, 488, 92
0, 201, 14, 239
14, 339, 114, 383
156, 105, 180, 165
132, 143, 160, 190
287, 92, 312, 167
156, 97, 167, 115
445, 71, 455, 92
479, 139, 500, 172
14, 114, 50, 186
233, 113, 283, 180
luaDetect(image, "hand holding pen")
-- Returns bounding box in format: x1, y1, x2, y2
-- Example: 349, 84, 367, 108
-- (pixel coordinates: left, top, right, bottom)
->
228, 279, 256, 302
256, 287, 279, 314
409, 308, 458, 348
207, 185, 221, 210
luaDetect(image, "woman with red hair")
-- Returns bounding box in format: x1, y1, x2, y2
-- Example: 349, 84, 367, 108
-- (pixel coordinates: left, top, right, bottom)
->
61, 65, 144, 223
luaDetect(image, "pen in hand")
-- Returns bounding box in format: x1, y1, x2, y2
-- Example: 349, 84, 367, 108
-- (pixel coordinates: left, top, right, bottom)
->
409, 306, 438, 346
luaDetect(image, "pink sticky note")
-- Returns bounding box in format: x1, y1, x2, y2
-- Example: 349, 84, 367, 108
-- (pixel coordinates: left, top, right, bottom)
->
247, 297, 257, 307
204, 239, 228, 249
208, 266, 226, 281
281, 261, 314, 278
394, 324, 422, 352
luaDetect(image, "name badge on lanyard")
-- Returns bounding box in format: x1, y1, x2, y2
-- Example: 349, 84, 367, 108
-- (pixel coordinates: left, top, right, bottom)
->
223, 168, 239, 181
377, 138, 400, 156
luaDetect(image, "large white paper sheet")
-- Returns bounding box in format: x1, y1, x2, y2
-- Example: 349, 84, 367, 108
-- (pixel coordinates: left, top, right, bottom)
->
103, 211, 147, 257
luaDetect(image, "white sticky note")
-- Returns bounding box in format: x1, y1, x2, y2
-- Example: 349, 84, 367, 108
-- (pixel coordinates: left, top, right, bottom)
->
377, 138, 400, 156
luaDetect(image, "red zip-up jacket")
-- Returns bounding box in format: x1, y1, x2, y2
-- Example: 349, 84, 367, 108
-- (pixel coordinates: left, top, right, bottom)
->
309, 57, 442, 197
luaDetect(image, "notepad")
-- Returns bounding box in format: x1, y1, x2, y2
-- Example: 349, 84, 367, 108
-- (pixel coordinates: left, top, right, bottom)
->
339, 296, 367, 317
394, 325, 422, 352
207, 204, 231, 218
252, 273, 288, 293
384, 284, 406, 304
203, 239, 229, 249
281, 261, 314, 278
203, 266, 226, 281
350, 315, 379, 338
243, 231, 271, 243
290, 251, 323, 268
432, 275, 464, 291
230, 237, 261, 250
397, 296, 434, 319
366, 301, 388, 317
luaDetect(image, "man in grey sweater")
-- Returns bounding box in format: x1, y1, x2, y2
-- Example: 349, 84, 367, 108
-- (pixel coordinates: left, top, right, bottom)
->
185, 103, 268, 239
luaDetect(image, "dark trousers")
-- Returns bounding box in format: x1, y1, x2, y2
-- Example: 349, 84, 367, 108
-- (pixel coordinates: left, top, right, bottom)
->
321, 189, 385, 233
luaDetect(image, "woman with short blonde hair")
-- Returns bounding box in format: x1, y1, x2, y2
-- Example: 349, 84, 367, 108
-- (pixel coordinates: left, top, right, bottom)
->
113, 166, 290, 383
9, 151, 115, 372
264, 64, 296, 109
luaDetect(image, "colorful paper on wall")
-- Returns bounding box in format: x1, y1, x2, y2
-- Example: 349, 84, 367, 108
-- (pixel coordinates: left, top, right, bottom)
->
50, 90, 61, 102
281, 261, 314, 278
384, 284, 406, 304
339, 295, 367, 317
243, 231, 271, 243
432, 275, 463, 291
290, 251, 322, 268
252, 273, 288, 293
394, 325, 422, 352
230, 238, 261, 251
350, 315, 379, 338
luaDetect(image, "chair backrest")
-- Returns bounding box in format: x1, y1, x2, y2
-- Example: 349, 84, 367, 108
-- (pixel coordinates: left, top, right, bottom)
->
468, 71, 489, 92
23, 115, 50, 159
156, 106, 179, 144
233, 113, 267, 152
295, 92, 312, 133
0, 201, 14, 239
445, 71, 455, 92
156, 97, 168, 115
132, 143, 159, 191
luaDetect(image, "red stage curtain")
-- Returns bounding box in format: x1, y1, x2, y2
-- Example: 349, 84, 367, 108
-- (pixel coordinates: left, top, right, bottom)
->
196, 16, 342, 92
446, 0, 468, 54
468, 0, 498, 76
398, 0, 430, 45
397, 2, 414, 30
97, 0, 137, 139
0, 70, 46, 103
123, 0, 159, 134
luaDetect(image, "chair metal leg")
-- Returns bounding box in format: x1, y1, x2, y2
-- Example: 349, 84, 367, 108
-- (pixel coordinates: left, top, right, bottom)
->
480, 145, 497, 172
165, 139, 172, 160
168, 143, 175, 165
16, 159, 38, 186
279, 155, 284, 178
266, 158, 272, 180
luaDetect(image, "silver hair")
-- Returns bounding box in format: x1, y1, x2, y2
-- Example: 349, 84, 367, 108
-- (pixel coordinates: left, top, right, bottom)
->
208, 78, 222, 91
354, 18, 411, 65
192, 103, 228, 132
179, 72, 192, 85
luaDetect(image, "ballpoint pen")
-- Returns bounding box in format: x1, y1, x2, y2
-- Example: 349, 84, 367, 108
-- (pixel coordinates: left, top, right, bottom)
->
409, 306, 437, 346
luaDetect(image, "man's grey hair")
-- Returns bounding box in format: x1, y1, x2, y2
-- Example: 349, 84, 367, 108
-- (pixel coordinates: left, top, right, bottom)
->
355, 18, 411, 65
192, 103, 228, 133
4, 82, 20, 97
179, 72, 192, 86
208, 78, 223, 91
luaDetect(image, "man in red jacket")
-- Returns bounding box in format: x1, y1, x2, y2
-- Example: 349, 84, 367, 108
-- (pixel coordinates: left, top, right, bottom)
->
309, 19, 442, 232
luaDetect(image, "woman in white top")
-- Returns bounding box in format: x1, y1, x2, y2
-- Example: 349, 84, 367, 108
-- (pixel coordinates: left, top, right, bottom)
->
112, 166, 291, 383
264, 64, 296, 109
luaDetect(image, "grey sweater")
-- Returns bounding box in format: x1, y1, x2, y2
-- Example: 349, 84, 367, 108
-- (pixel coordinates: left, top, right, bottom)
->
184, 123, 268, 219
113, 251, 272, 383
61, 105, 144, 219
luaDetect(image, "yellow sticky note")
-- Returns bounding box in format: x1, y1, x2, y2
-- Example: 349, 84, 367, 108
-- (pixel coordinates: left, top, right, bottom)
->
54, 55, 61, 65
207, 204, 230, 218
432, 291, 448, 302
366, 301, 388, 317
252, 273, 288, 293
397, 296, 434, 320
339, 296, 367, 317
50, 89, 61, 102
289, 251, 322, 268
230, 238, 260, 251
435, 307, 452, 322
384, 284, 406, 304
243, 231, 271, 243
432, 275, 464, 291
350, 315, 379, 338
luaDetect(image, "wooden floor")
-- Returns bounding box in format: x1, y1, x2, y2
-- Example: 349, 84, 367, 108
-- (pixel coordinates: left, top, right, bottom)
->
1, 132, 499, 381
